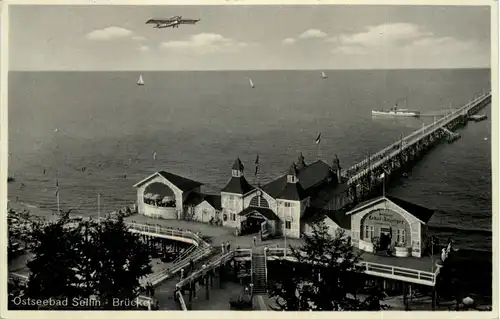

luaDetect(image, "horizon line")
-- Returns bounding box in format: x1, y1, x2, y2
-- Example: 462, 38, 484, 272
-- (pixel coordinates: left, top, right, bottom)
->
9, 67, 492, 72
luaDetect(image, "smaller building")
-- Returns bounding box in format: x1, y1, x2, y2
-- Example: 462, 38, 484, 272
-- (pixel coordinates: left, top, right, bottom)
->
133, 171, 203, 220
346, 195, 434, 258
184, 193, 223, 224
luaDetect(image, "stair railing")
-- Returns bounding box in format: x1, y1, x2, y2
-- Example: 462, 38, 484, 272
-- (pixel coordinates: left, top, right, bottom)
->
250, 250, 254, 291
263, 248, 268, 292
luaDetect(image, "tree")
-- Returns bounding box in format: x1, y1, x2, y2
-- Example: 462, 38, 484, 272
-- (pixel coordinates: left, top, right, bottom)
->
93, 216, 152, 308
269, 221, 386, 311
24, 214, 152, 309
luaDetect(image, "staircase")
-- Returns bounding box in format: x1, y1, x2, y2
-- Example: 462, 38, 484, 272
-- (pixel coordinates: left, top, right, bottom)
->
251, 252, 267, 295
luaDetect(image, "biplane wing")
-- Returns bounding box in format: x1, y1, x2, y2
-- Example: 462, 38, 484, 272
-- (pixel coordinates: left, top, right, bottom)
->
178, 19, 201, 24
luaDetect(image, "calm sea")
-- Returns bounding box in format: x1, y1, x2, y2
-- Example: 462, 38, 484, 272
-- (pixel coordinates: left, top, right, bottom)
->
8, 69, 492, 252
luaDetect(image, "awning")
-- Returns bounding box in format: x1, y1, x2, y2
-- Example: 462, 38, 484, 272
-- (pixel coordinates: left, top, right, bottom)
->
238, 206, 280, 221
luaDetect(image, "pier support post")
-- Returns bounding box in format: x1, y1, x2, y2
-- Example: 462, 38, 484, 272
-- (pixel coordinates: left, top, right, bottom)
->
205, 275, 210, 300
431, 286, 436, 310
219, 266, 223, 289
188, 283, 193, 310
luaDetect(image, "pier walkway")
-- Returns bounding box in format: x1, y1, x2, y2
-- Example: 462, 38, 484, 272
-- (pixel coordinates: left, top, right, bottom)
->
340, 90, 491, 200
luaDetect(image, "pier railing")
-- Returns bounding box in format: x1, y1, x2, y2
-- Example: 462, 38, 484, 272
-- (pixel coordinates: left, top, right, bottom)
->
123, 221, 210, 247
234, 248, 437, 286
175, 250, 237, 289
343, 90, 491, 183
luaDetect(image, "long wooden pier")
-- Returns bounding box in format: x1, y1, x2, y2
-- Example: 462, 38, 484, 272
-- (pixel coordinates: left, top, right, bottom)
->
341, 90, 491, 202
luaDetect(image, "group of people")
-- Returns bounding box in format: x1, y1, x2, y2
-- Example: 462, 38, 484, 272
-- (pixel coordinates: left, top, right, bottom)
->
221, 241, 232, 253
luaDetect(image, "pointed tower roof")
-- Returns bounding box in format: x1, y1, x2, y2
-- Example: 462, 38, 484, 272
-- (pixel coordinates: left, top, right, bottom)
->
222, 158, 254, 194
331, 154, 341, 171
232, 158, 244, 171
296, 152, 307, 170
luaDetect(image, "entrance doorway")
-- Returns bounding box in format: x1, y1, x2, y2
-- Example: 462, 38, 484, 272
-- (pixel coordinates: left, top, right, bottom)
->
379, 226, 392, 250
241, 213, 266, 235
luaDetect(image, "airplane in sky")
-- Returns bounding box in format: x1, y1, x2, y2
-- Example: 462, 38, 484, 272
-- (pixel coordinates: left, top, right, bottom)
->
145, 16, 200, 29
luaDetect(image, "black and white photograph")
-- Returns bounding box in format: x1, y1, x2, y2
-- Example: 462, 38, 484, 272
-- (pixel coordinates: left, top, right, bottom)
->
1, 0, 497, 314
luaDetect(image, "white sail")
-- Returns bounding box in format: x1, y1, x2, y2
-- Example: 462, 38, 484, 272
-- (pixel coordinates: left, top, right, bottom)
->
249, 78, 254, 88
137, 75, 144, 85
321, 71, 327, 78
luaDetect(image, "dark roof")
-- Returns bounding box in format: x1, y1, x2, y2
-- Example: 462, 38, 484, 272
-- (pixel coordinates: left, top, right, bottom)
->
386, 195, 435, 224
301, 207, 328, 224
221, 176, 254, 194
238, 206, 280, 221
232, 158, 244, 171
295, 160, 333, 190
277, 182, 307, 200
302, 207, 351, 230
348, 195, 435, 224
262, 160, 334, 200
184, 192, 222, 210
158, 171, 203, 191
204, 194, 222, 210
309, 182, 349, 210
184, 192, 206, 206
134, 171, 203, 191
326, 210, 351, 229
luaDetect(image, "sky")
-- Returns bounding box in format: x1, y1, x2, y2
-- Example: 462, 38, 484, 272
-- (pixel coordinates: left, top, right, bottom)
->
9, 4, 492, 71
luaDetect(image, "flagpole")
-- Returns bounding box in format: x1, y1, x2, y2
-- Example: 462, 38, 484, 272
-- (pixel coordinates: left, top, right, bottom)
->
56, 178, 60, 214
98, 193, 101, 221
57, 190, 60, 214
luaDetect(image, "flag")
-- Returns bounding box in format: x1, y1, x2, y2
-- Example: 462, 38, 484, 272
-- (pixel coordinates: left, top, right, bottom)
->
379, 172, 385, 180
153, 152, 157, 161
254, 154, 260, 176
315, 133, 321, 144
55, 180, 59, 197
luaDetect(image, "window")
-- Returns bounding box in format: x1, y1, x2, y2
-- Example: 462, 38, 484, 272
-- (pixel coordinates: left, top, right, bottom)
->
231, 213, 236, 221
284, 202, 291, 208
285, 221, 291, 229
364, 225, 374, 240
396, 229, 406, 244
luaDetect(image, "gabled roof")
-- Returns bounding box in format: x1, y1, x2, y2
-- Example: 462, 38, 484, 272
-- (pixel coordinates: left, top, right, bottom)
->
184, 193, 222, 210
238, 206, 280, 221
346, 195, 435, 224
133, 171, 203, 191
221, 176, 254, 195
184, 192, 206, 207
276, 182, 307, 201
302, 207, 351, 230
261, 160, 333, 200
204, 194, 222, 210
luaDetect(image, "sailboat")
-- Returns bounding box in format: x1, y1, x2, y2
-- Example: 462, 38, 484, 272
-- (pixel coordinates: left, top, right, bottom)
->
249, 78, 255, 88
137, 74, 145, 86
321, 71, 327, 79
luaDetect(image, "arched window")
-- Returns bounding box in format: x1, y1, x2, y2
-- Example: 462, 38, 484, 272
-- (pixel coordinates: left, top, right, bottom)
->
249, 195, 270, 208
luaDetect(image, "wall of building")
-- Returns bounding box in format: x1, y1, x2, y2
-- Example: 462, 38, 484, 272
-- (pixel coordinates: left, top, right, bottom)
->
350, 200, 423, 257
141, 205, 178, 219
221, 192, 244, 228
136, 174, 183, 219
277, 199, 301, 238
193, 201, 220, 223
